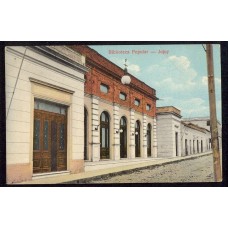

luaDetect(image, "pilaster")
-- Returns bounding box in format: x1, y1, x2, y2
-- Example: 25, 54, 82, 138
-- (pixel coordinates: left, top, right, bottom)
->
153, 117, 158, 158
130, 109, 135, 159
91, 96, 100, 161
113, 104, 120, 160
142, 114, 147, 158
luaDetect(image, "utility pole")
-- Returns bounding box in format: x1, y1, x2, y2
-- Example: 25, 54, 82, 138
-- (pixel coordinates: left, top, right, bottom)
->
206, 44, 222, 182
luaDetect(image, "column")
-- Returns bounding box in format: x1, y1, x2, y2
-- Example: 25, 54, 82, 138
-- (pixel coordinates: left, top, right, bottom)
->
142, 114, 147, 158
153, 117, 158, 157
91, 95, 100, 161
130, 109, 135, 159
113, 104, 120, 160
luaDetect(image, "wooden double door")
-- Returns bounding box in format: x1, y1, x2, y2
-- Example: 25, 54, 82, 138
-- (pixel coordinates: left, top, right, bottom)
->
33, 109, 67, 174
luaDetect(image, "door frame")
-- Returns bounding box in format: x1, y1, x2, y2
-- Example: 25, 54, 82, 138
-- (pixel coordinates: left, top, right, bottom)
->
84, 107, 88, 160
100, 111, 110, 159
135, 120, 141, 158
31, 94, 72, 176
120, 116, 127, 158
147, 123, 152, 157
33, 101, 68, 174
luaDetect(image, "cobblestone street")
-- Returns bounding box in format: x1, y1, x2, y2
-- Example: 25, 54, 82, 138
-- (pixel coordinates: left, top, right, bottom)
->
87, 154, 214, 183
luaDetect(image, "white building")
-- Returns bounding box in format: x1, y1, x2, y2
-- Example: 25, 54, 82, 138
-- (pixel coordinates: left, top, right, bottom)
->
156, 106, 212, 158
5, 46, 88, 183
182, 117, 222, 151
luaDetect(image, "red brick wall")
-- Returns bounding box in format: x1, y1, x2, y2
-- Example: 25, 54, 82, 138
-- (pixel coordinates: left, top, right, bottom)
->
70, 45, 156, 117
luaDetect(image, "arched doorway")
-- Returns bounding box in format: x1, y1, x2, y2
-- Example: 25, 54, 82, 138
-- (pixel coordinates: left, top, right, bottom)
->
84, 107, 88, 160
135, 120, 141, 157
120, 116, 127, 158
147, 123, 152, 157
100, 111, 110, 159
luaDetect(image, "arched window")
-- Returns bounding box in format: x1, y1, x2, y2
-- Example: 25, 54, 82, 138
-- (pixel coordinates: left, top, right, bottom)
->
120, 116, 127, 158
147, 123, 152, 157
100, 111, 110, 159
135, 120, 141, 157
84, 107, 88, 160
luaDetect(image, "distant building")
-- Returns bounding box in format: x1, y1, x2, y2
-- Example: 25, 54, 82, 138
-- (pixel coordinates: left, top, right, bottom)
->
182, 117, 222, 151
156, 106, 212, 157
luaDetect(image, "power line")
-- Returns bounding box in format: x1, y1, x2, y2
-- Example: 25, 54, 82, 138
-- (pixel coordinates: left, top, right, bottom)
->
202, 44, 206, 52
6, 47, 27, 119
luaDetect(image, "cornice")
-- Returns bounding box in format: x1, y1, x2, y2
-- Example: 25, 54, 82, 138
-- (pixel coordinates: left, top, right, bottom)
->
29, 77, 75, 94
86, 57, 158, 101
29, 46, 89, 74
6, 46, 87, 83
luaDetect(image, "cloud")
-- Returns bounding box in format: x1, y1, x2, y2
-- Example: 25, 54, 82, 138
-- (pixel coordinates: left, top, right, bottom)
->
147, 55, 197, 92
158, 97, 210, 118
215, 77, 221, 85
110, 57, 141, 74
128, 64, 140, 73
202, 76, 221, 86
202, 76, 208, 86
168, 55, 191, 70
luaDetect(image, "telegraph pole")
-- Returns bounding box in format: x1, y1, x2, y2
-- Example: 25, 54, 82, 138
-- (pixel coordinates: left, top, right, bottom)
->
206, 44, 222, 182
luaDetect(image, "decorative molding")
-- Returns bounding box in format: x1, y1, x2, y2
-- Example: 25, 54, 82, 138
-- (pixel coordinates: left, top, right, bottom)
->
29, 46, 89, 74
91, 95, 100, 101
6, 47, 87, 83
113, 102, 120, 107
86, 58, 157, 100
84, 93, 92, 98
29, 77, 75, 94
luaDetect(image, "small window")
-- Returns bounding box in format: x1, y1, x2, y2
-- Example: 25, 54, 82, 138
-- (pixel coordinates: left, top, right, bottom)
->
146, 104, 151, 111
119, 92, 127, 101
207, 120, 210, 126
34, 99, 67, 115
100, 83, 109, 93
134, 99, 140, 106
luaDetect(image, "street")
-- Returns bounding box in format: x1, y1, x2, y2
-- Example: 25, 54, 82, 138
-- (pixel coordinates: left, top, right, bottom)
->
87, 154, 215, 183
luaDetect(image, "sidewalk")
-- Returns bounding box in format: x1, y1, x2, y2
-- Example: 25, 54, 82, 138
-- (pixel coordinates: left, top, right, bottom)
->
16, 151, 212, 185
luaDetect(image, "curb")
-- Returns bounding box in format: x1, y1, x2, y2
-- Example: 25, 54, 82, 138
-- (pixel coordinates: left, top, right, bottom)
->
63, 152, 212, 184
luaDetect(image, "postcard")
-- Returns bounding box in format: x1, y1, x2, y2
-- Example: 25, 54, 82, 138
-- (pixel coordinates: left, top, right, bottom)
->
4, 43, 222, 185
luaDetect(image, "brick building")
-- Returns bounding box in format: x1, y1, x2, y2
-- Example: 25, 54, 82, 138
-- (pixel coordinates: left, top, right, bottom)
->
71, 45, 158, 171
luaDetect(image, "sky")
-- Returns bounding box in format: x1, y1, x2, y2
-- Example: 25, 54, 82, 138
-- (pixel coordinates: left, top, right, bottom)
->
90, 44, 222, 122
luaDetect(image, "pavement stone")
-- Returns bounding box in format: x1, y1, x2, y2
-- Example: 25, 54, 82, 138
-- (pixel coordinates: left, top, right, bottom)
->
16, 151, 213, 185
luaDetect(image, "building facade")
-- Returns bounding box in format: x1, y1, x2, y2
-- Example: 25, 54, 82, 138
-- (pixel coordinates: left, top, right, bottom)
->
157, 106, 212, 157
6, 46, 88, 183
71, 45, 158, 170
5, 45, 158, 183
6, 45, 217, 183
182, 117, 222, 152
